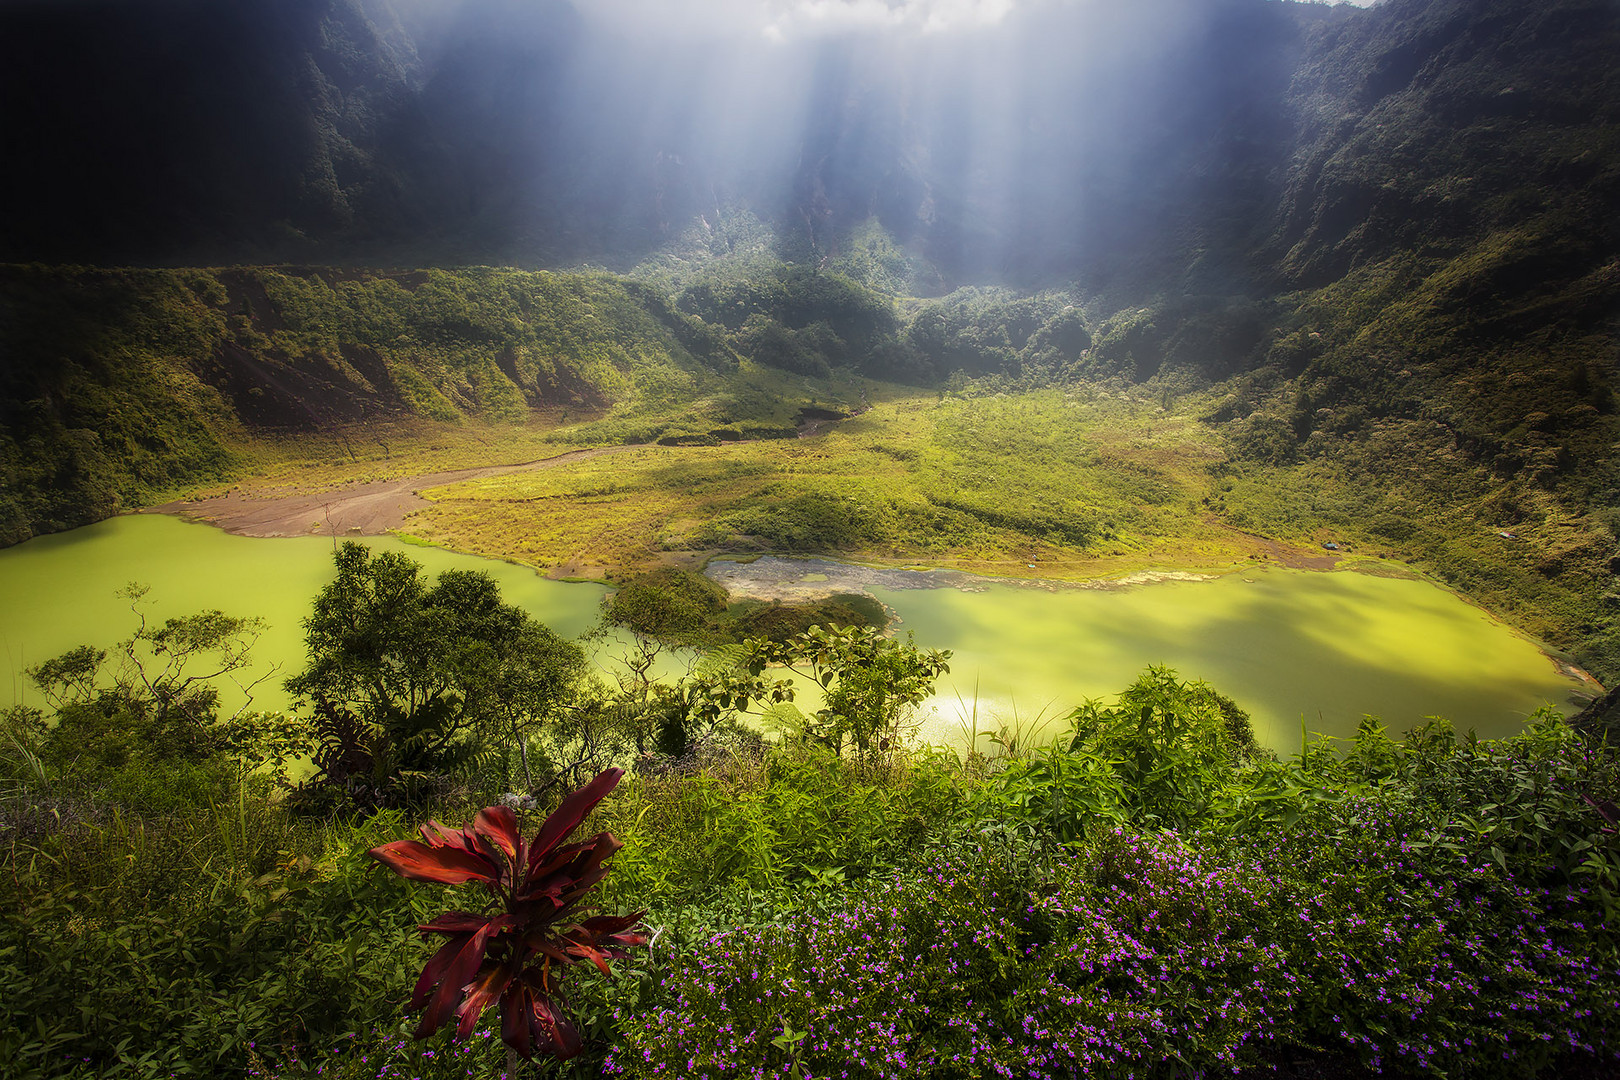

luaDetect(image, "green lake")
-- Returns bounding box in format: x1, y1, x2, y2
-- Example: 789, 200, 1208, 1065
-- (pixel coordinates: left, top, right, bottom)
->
0, 514, 1591, 755
0, 515, 610, 718
879, 569, 1588, 751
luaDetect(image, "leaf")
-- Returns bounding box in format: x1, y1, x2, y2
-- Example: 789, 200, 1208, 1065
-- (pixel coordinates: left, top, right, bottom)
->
474, 805, 523, 862
759, 701, 809, 735
576, 910, 647, 938
694, 643, 749, 676
369, 839, 500, 886
418, 911, 499, 937
456, 957, 519, 1038
521, 983, 584, 1060
1584, 794, 1620, 829
527, 768, 623, 873
500, 979, 536, 1059
378, 774, 646, 1063
415, 917, 514, 1035
409, 935, 468, 1013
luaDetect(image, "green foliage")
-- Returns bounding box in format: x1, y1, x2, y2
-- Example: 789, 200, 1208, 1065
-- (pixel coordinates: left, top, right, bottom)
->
611, 815, 1618, 1080
610, 690, 1620, 1079
742, 625, 951, 760
978, 666, 1620, 917
709, 488, 899, 551
19, 585, 295, 813
602, 568, 729, 647
286, 542, 588, 809
1330, 710, 1620, 903
595, 744, 967, 907
731, 594, 886, 644
983, 667, 1267, 840
0, 264, 741, 546
602, 569, 885, 652
0, 267, 238, 545
0, 806, 442, 1080
3, 654, 1617, 1078
678, 265, 897, 351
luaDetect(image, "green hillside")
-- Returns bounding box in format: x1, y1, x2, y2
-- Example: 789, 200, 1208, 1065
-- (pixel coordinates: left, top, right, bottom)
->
0, 264, 747, 544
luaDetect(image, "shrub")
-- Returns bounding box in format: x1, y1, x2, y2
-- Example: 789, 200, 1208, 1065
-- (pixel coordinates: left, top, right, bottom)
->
605, 830, 1296, 1079
595, 744, 967, 909
368, 769, 647, 1060
981, 666, 1270, 839
1237, 795, 1620, 1077
0, 806, 427, 1079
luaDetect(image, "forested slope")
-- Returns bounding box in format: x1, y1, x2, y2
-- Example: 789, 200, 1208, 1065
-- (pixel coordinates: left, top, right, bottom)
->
0, 0, 1616, 670
0, 265, 734, 544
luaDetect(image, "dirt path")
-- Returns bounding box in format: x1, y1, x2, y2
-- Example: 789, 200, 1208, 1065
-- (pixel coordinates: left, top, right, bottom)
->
146, 445, 650, 539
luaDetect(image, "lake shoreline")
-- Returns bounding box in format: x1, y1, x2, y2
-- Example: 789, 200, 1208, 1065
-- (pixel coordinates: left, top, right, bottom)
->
4, 514, 1596, 748
139, 496, 1605, 700
703, 554, 1222, 601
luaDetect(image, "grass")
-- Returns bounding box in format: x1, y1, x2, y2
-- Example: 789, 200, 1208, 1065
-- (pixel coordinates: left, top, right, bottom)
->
405, 386, 1292, 579
190, 369, 1611, 684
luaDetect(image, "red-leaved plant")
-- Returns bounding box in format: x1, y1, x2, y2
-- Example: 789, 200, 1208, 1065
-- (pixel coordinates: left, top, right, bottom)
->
368, 768, 646, 1060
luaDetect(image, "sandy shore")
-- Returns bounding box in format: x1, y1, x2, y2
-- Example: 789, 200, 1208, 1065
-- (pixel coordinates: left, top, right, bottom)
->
704, 554, 1220, 602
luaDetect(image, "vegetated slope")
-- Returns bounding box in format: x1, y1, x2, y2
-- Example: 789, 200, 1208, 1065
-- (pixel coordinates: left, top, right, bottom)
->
879, 0, 1620, 681
0, 0, 1616, 672
0, 265, 739, 545
1219, 0, 1620, 680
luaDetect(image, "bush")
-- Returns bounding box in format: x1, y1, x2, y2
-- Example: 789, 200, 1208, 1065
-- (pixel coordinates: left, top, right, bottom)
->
608, 812, 1620, 1080
606, 830, 1296, 1079
0, 807, 434, 1079
603, 568, 729, 646
595, 744, 967, 908
981, 666, 1268, 840
1238, 794, 1620, 1077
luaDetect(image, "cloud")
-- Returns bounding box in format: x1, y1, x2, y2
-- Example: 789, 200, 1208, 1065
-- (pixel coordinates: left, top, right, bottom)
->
583, 0, 1019, 42
762, 0, 1015, 40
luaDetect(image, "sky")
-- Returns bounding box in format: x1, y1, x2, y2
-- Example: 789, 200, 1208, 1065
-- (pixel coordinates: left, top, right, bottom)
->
582, 0, 1380, 41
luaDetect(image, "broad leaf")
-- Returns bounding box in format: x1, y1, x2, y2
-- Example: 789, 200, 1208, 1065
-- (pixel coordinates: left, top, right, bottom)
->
370, 839, 500, 886
474, 805, 523, 862
372, 770, 644, 1063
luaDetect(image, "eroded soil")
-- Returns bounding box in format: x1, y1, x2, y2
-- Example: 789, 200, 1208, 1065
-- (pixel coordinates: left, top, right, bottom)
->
145, 445, 648, 539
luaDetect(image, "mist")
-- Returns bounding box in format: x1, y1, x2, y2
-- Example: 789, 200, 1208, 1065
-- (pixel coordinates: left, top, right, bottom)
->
386, 0, 1326, 281
0, 0, 1361, 279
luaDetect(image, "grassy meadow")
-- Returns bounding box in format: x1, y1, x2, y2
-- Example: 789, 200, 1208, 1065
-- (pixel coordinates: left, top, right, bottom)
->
411, 386, 1304, 577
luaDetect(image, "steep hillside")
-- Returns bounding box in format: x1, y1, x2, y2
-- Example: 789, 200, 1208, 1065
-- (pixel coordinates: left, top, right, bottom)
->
4, 0, 1615, 297
0, 265, 742, 544
0, 0, 1343, 277
0, 0, 1616, 672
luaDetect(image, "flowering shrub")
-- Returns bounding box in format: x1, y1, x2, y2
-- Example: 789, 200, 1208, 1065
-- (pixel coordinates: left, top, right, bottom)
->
606, 831, 1296, 1079
1242, 796, 1620, 1078
607, 821, 1618, 1079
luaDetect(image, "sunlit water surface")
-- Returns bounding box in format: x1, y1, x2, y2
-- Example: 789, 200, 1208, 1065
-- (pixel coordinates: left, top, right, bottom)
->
881, 569, 1586, 751
0, 515, 610, 717
0, 515, 1587, 755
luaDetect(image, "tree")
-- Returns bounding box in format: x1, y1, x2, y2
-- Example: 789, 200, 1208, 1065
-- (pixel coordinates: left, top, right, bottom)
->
742, 625, 951, 761
27, 584, 272, 775
286, 543, 588, 804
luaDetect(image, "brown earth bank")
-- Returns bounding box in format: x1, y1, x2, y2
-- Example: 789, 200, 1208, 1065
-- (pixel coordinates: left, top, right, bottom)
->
144, 445, 649, 539
145, 438, 1373, 585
